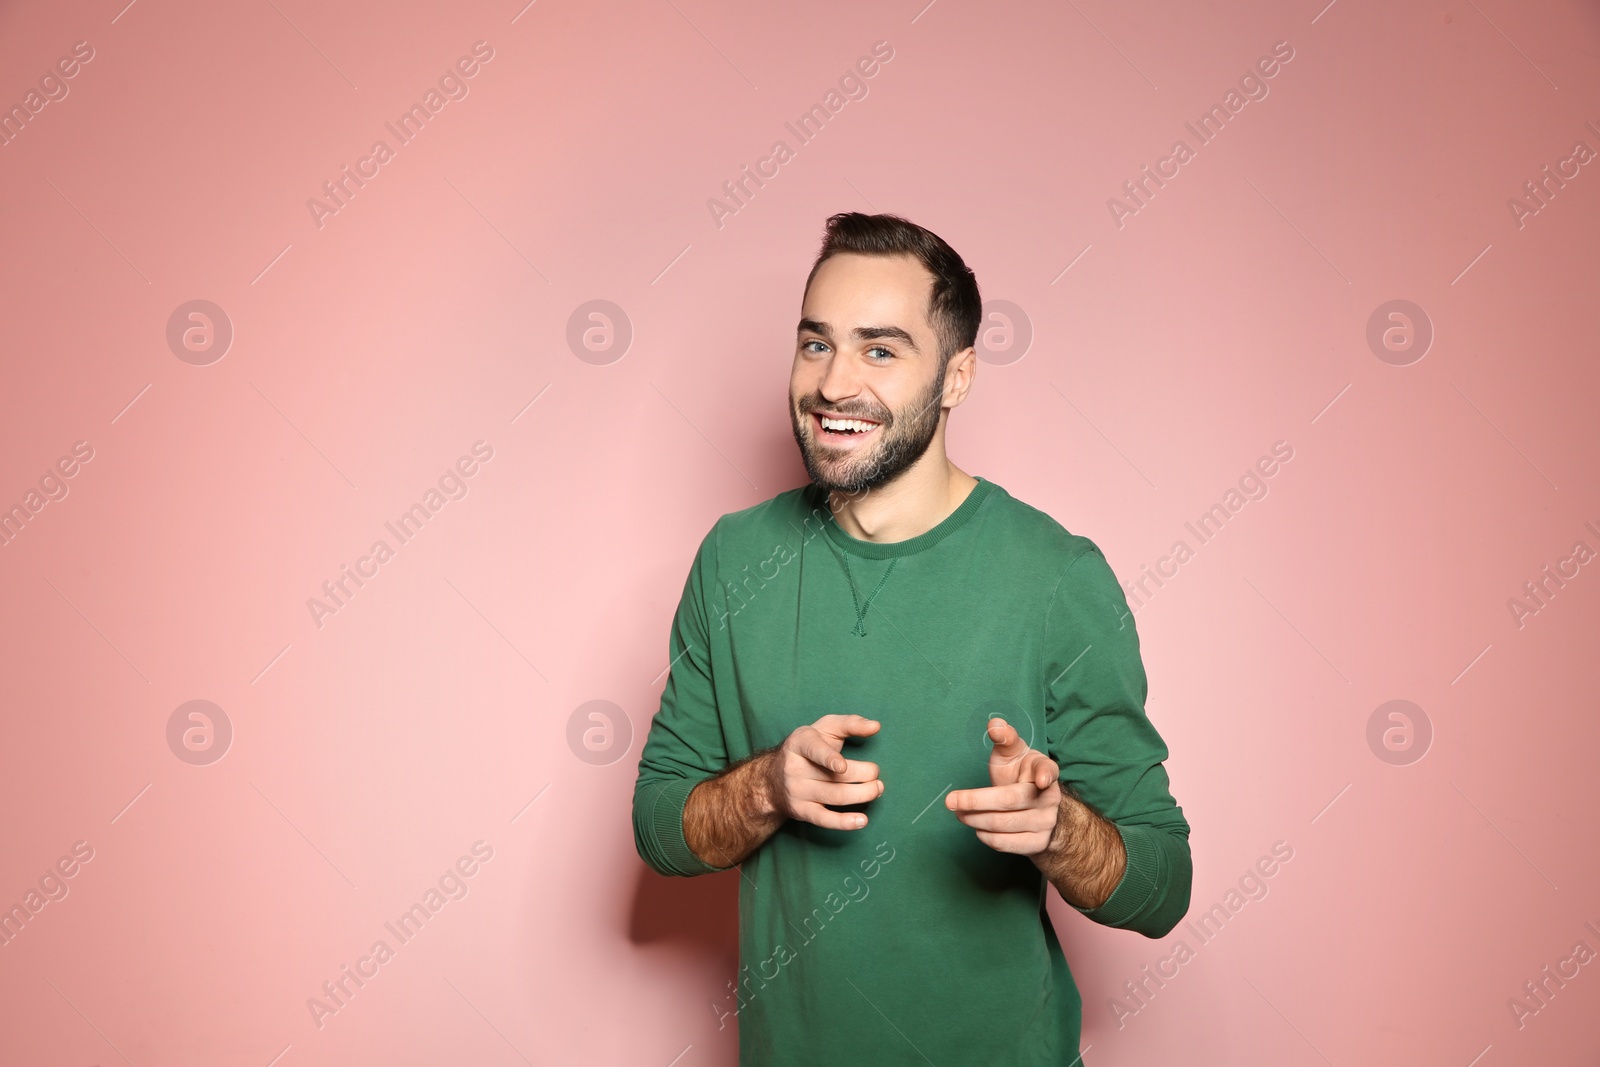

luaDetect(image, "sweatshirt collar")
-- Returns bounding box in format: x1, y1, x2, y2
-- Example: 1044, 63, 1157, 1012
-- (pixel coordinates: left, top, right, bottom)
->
811, 477, 996, 559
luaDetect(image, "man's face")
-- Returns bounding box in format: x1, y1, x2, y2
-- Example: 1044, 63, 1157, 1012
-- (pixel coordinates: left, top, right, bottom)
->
789, 253, 949, 495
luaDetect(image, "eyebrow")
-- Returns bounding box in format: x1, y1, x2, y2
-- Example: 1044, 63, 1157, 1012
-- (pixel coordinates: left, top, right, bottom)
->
798, 318, 920, 354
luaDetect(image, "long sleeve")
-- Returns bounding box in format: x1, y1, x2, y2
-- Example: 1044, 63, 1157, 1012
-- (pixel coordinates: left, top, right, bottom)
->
631, 523, 735, 877
1043, 542, 1192, 938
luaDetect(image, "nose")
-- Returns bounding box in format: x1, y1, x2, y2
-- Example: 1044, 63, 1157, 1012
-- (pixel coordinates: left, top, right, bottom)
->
816, 349, 863, 406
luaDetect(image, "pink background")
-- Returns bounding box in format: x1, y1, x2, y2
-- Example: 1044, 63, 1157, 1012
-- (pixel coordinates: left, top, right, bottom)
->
2, 0, 1597, 1063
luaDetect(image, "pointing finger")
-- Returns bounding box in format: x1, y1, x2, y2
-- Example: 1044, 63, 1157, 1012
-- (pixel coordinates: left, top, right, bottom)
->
816, 714, 882, 741
946, 781, 1049, 813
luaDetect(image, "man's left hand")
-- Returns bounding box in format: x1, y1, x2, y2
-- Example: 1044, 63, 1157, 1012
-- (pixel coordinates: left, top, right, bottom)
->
945, 717, 1061, 857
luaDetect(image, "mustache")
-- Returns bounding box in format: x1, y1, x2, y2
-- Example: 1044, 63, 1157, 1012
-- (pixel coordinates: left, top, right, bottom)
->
797, 390, 943, 428
796, 396, 891, 424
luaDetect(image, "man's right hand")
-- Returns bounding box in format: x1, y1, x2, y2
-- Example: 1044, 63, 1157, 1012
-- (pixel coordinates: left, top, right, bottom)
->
759, 713, 884, 830
683, 713, 884, 870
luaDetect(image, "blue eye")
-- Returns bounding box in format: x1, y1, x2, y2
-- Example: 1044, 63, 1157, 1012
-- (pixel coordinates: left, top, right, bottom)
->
799, 340, 893, 360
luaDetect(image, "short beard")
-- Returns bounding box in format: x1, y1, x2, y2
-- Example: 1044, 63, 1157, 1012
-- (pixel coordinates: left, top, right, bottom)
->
790, 362, 947, 496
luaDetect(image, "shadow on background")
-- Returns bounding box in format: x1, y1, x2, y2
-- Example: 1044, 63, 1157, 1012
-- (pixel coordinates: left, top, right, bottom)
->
627, 863, 742, 1063
627, 863, 741, 954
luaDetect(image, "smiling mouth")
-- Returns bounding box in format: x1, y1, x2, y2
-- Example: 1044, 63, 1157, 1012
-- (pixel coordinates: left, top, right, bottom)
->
812, 412, 882, 445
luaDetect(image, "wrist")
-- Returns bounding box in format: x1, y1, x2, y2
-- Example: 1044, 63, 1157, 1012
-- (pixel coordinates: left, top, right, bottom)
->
744, 749, 785, 823
1049, 792, 1081, 852
1030, 792, 1076, 867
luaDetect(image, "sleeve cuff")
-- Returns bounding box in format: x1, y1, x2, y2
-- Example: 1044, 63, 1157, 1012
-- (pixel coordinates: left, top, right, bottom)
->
1072, 821, 1161, 927
645, 775, 734, 877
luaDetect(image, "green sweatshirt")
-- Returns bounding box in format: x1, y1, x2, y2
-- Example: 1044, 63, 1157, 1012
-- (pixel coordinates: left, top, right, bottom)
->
632, 476, 1191, 1066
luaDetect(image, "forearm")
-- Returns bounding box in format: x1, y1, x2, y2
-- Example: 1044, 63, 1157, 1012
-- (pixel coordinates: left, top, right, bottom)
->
683, 749, 785, 869
1031, 791, 1126, 910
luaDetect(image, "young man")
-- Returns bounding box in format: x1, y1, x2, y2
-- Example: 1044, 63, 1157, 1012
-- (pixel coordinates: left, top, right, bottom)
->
632, 212, 1191, 1065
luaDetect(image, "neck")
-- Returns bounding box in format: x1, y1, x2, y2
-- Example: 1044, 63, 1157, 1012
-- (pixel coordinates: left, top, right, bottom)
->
827, 447, 979, 543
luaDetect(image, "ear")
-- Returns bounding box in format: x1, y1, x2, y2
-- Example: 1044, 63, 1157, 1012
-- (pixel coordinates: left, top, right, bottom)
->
943, 346, 978, 408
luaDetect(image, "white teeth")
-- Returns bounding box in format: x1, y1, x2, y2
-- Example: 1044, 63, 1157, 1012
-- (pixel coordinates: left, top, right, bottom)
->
820, 416, 877, 434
